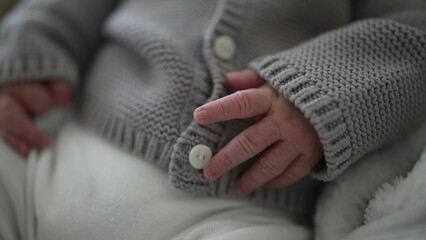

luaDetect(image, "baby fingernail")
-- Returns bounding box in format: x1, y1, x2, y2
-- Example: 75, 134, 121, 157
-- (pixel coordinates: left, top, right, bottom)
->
226, 72, 239, 78
227, 72, 245, 81
204, 166, 218, 180
194, 108, 209, 122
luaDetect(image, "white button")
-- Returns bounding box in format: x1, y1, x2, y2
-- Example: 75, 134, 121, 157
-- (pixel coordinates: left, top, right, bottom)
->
189, 144, 212, 169
213, 35, 237, 60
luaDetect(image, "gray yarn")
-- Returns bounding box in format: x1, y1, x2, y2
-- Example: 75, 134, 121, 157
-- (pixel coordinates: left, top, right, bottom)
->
1, 0, 425, 214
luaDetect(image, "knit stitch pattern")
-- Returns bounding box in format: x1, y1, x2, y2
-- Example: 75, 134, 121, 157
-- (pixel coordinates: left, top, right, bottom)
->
250, 17, 426, 180
1, 0, 426, 213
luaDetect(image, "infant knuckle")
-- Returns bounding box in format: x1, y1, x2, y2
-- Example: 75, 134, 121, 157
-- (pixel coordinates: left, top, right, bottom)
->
264, 117, 282, 139
220, 151, 235, 169
266, 117, 281, 130
30, 88, 52, 113
0, 97, 19, 128
266, 85, 280, 99
0, 95, 18, 113
272, 89, 280, 99
235, 91, 251, 114
237, 133, 258, 156
216, 99, 227, 115
259, 158, 281, 176
283, 169, 300, 183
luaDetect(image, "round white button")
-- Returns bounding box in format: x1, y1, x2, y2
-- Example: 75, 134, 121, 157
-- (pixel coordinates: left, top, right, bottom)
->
213, 35, 237, 60
189, 144, 212, 169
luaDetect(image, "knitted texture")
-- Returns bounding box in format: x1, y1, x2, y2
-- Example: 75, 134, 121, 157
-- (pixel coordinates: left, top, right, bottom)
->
250, 16, 426, 180
1, 0, 426, 214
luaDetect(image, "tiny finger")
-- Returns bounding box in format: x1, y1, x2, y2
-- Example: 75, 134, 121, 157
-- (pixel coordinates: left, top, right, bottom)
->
194, 88, 272, 124
17, 117, 49, 150
227, 69, 265, 90
235, 141, 299, 195
203, 117, 281, 181
49, 80, 72, 108
3, 133, 30, 157
0, 96, 49, 149
3, 82, 53, 115
264, 155, 315, 188
3, 133, 19, 150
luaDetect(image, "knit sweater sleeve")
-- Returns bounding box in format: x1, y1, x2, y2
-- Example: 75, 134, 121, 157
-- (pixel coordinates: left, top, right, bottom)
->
0, 0, 117, 85
249, 2, 426, 181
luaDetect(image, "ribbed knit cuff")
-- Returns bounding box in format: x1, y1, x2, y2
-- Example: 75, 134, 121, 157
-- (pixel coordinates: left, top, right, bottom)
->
0, 55, 78, 85
249, 57, 351, 181
249, 17, 426, 182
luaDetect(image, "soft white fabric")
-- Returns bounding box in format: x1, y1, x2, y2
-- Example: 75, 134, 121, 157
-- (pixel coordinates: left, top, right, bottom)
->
0, 138, 27, 240
315, 121, 426, 240
364, 152, 426, 224
343, 151, 426, 240
3, 111, 425, 240
0, 111, 311, 240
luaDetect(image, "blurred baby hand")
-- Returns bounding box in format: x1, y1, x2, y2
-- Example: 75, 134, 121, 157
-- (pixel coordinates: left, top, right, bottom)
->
194, 69, 323, 195
0, 80, 72, 157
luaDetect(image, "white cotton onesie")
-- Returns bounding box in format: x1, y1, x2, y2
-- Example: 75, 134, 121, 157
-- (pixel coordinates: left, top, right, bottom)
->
0, 111, 311, 240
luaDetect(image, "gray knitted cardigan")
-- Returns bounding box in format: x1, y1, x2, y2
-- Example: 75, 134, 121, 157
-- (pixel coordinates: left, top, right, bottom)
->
1, 0, 426, 214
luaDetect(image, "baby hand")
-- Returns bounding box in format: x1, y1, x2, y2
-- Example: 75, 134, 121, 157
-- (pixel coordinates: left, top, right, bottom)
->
0, 80, 72, 157
194, 69, 323, 195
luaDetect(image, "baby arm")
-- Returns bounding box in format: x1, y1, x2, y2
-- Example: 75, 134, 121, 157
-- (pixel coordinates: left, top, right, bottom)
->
194, 69, 323, 195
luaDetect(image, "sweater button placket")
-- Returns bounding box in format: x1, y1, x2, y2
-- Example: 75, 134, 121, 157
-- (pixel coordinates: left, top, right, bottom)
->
188, 144, 213, 169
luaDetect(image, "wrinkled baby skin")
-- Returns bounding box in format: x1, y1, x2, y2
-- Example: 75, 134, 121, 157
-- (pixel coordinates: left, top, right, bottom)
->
194, 69, 323, 195
0, 80, 72, 157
